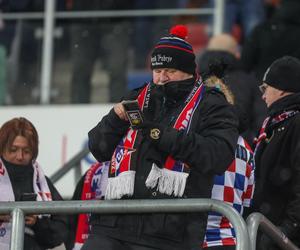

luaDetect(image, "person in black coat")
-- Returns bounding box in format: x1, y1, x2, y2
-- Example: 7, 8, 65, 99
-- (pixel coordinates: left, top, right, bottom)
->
84, 25, 239, 250
69, 0, 135, 103
241, 0, 300, 80
198, 34, 267, 145
0, 117, 68, 250
251, 56, 300, 249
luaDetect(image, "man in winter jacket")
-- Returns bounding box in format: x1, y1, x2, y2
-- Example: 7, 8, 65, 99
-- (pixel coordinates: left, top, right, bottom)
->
241, 0, 300, 81
252, 56, 300, 249
84, 25, 239, 250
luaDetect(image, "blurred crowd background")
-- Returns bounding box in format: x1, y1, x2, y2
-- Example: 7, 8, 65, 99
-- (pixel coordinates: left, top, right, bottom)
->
0, 0, 290, 106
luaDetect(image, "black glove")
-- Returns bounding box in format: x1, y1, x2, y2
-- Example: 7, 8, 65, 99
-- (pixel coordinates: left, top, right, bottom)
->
136, 121, 165, 144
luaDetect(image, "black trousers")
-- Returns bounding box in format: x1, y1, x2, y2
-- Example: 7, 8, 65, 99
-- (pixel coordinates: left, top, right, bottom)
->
81, 233, 161, 250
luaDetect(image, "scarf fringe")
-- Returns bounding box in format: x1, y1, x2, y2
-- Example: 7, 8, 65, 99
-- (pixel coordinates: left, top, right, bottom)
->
146, 163, 189, 197
105, 171, 135, 200
73, 243, 83, 250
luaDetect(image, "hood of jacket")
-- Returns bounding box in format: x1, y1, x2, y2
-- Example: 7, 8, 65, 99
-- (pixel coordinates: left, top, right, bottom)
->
272, 0, 300, 25
198, 50, 240, 78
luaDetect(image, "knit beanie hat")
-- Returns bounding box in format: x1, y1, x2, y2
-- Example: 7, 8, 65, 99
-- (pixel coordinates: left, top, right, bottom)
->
263, 56, 300, 93
150, 25, 196, 75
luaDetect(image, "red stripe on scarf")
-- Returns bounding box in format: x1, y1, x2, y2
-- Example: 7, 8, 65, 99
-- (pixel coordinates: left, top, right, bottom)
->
110, 84, 150, 176
164, 83, 204, 170
74, 163, 101, 245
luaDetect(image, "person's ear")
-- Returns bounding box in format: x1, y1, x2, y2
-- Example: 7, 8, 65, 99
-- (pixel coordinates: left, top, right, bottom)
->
280, 90, 293, 97
279, 90, 286, 96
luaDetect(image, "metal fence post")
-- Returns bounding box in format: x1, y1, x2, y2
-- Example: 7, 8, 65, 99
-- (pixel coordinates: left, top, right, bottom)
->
247, 212, 300, 250
10, 208, 24, 250
74, 161, 82, 185
40, 0, 56, 104
213, 0, 224, 35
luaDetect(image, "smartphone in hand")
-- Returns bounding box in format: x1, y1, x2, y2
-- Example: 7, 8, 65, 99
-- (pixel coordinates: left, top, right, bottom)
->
122, 100, 144, 129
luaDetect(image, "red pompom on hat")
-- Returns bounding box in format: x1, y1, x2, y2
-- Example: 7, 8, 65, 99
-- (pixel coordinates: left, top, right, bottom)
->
170, 25, 188, 39
150, 24, 196, 75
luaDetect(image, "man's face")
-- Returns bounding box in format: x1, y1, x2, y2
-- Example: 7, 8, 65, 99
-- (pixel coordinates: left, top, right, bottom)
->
152, 68, 193, 85
259, 83, 286, 107
3, 135, 33, 165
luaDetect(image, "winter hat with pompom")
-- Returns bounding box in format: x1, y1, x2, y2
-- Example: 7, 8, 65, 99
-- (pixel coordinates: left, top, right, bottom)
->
150, 25, 196, 75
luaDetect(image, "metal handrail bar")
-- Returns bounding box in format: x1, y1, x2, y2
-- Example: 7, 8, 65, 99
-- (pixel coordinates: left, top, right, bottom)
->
247, 212, 300, 250
40, 0, 55, 104
10, 208, 24, 250
0, 8, 214, 20
213, 0, 224, 35
49, 147, 89, 183
0, 198, 250, 250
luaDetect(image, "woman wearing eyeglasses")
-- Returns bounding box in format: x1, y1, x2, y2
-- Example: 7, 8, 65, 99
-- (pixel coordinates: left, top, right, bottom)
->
251, 56, 300, 249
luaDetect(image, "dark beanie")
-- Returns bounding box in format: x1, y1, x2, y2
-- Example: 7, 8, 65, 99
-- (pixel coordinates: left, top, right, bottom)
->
150, 25, 196, 75
263, 56, 300, 93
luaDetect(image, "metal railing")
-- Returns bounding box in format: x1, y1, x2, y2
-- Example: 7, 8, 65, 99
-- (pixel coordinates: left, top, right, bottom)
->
247, 212, 300, 250
0, 198, 250, 250
50, 147, 89, 184
49, 149, 300, 250
0, 0, 225, 104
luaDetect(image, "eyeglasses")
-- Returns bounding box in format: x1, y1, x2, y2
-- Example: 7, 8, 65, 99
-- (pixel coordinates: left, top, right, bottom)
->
259, 84, 269, 94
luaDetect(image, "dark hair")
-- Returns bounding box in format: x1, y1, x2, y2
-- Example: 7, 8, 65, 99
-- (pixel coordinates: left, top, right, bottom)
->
0, 117, 39, 160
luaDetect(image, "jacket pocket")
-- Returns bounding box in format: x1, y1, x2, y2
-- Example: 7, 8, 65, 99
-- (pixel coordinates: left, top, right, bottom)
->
91, 214, 118, 228
142, 213, 186, 242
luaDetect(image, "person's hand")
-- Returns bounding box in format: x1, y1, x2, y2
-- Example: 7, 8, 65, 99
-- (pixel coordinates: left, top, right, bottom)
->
25, 215, 37, 226
114, 102, 128, 121
0, 215, 11, 223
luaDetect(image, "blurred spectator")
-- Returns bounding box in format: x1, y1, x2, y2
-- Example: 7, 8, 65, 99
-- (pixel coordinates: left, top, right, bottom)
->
132, 0, 156, 70
200, 0, 265, 42
223, 0, 265, 39
264, 0, 281, 19
0, 32, 6, 105
70, 0, 134, 103
173, 0, 210, 55
133, 0, 204, 70
198, 34, 267, 144
0, 0, 66, 105
241, 0, 300, 80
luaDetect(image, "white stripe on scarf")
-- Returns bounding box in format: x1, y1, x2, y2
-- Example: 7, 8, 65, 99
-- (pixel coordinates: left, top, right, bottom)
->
0, 159, 52, 250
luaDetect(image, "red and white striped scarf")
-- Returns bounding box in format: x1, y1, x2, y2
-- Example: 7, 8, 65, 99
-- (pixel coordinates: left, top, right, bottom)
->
254, 110, 299, 153
0, 159, 52, 250
73, 162, 109, 250
106, 80, 205, 199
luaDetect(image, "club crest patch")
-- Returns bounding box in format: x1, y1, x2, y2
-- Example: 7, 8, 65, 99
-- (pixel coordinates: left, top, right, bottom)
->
150, 128, 160, 140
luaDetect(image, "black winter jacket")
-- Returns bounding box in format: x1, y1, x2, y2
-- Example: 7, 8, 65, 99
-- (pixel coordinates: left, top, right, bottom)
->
88, 79, 239, 250
2, 159, 68, 250
252, 93, 300, 247
198, 51, 267, 144
241, 0, 300, 80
